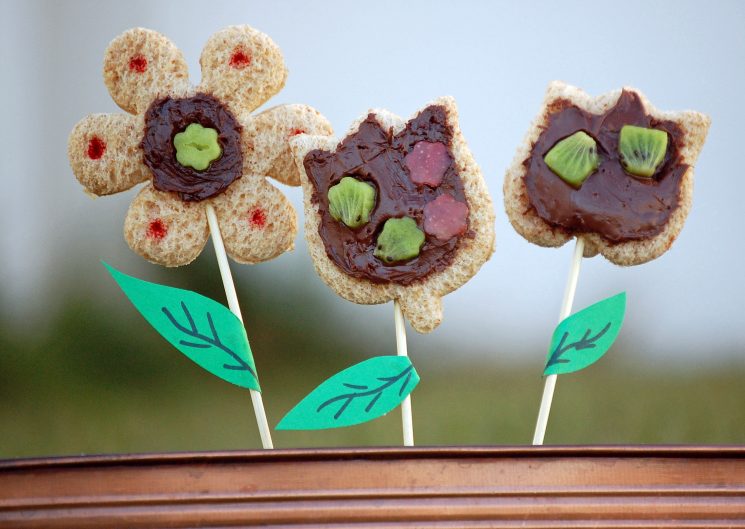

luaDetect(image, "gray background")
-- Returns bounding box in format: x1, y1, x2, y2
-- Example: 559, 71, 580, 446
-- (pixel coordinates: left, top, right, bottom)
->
2, 0, 744, 366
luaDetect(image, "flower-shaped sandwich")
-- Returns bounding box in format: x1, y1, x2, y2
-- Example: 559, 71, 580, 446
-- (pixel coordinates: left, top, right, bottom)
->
290, 98, 495, 333
504, 81, 710, 265
69, 26, 332, 266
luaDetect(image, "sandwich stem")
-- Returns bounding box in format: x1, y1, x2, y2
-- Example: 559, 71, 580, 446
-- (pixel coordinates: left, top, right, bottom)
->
532, 236, 585, 445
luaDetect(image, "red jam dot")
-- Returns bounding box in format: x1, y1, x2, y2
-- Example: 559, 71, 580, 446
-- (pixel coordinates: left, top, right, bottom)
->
248, 207, 267, 229
128, 54, 148, 73
87, 136, 106, 160
229, 48, 251, 69
289, 128, 306, 137
423, 193, 469, 241
147, 218, 168, 240
404, 141, 451, 187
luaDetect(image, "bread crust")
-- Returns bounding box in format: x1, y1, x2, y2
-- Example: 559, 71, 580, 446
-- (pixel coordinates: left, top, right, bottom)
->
503, 81, 710, 265
291, 97, 495, 333
69, 26, 332, 268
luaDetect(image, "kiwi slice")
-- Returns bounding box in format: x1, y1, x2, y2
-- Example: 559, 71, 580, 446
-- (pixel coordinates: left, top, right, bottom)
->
328, 176, 376, 229
544, 131, 600, 188
619, 125, 668, 178
374, 217, 425, 263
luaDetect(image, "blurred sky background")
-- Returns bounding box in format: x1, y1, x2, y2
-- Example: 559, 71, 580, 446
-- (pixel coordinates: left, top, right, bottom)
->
1, 0, 744, 454
4, 0, 745, 363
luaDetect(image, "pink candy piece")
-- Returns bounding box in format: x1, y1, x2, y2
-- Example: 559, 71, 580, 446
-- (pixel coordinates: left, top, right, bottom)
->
404, 141, 451, 187
423, 193, 469, 241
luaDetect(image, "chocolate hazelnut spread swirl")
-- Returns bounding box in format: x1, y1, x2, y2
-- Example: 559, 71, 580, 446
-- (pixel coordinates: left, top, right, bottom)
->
142, 93, 243, 201
303, 106, 470, 285
524, 90, 688, 242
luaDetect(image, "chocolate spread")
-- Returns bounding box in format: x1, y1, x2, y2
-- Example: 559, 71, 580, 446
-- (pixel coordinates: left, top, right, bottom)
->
303, 105, 470, 285
142, 93, 242, 201
524, 90, 688, 242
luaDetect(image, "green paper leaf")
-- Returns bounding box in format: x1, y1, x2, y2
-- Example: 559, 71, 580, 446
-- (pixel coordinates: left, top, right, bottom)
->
103, 262, 260, 391
277, 356, 419, 430
544, 292, 627, 376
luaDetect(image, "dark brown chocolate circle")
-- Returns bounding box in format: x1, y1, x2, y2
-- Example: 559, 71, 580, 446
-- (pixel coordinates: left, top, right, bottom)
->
303, 105, 471, 286
142, 93, 243, 202
524, 90, 688, 243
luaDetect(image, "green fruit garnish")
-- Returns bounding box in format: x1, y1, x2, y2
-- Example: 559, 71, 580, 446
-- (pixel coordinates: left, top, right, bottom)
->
619, 125, 668, 178
374, 217, 425, 263
173, 123, 222, 171
544, 131, 600, 188
328, 177, 376, 229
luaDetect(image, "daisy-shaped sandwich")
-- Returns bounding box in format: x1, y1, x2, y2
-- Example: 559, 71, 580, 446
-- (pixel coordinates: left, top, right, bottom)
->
504, 81, 710, 265
290, 98, 495, 333
69, 26, 332, 266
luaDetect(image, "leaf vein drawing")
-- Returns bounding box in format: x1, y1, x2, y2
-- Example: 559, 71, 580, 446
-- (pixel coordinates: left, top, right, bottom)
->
179, 340, 211, 349
547, 322, 611, 368
365, 392, 383, 412
182, 300, 198, 332
343, 383, 369, 390
317, 365, 414, 420
162, 302, 255, 377
400, 371, 413, 396
276, 356, 420, 430
543, 292, 626, 376
104, 262, 259, 391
